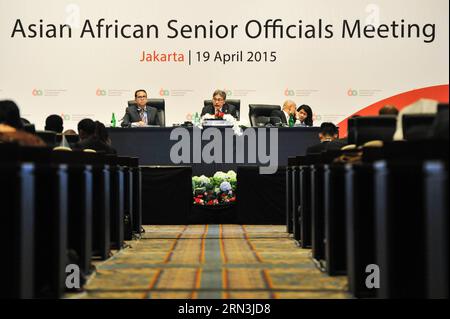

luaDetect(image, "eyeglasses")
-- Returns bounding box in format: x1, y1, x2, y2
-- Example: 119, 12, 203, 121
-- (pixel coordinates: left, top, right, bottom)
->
213, 98, 224, 102
136, 96, 147, 99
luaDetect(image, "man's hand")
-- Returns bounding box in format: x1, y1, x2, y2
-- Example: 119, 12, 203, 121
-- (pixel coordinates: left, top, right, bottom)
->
131, 121, 147, 127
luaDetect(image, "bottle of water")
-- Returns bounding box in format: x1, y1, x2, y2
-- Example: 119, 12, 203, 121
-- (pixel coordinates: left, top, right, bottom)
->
288, 114, 295, 127
194, 112, 199, 126
111, 112, 116, 127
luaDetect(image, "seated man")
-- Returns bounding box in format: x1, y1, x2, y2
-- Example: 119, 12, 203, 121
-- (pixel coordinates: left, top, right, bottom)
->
270, 100, 296, 125
378, 105, 399, 115
45, 114, 64, 133
0, 100, 46, 146
201, 89, 237, 118
121, 89, 160, 127
306, 122, 339, 155
75, 118, 116, 154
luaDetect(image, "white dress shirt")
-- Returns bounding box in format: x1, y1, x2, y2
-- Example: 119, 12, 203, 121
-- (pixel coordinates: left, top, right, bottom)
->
283, 110, 290, 123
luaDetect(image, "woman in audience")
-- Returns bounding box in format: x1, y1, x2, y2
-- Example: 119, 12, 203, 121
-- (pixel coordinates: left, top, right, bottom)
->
0, 100, 46, 146
295, 104, 314, 126
95, 121, 113, 146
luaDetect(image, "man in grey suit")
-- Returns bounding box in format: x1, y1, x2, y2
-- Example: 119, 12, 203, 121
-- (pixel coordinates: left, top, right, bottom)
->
121, 89, 160, 127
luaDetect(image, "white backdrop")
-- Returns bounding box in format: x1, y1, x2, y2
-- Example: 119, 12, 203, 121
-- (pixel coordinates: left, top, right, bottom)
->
0, 0, 448, 130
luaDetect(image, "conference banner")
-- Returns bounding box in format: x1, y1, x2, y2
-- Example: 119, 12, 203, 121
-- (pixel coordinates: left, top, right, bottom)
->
0, 0, 448, 131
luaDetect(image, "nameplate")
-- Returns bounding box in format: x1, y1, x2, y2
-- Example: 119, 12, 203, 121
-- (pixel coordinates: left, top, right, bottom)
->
202, 119, 234, 127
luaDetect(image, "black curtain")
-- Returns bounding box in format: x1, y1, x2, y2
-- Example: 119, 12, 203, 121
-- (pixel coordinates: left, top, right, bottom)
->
141, 166, 192, 224
236, 166, 286, 224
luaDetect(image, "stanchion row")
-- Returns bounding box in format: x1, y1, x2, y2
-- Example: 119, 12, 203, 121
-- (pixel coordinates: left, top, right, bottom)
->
0, 144, 142, 299
285, 139, 448, 298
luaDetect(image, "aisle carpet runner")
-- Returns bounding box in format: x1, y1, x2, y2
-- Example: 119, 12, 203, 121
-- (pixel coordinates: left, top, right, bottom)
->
81, 225, 349, 299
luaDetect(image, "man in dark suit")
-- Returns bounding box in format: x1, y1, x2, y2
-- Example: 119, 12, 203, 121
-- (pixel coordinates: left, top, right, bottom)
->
201, 89, 237, 119
270, 100, 296, 125
121, 89, 160, 127
306, 122, 339, 155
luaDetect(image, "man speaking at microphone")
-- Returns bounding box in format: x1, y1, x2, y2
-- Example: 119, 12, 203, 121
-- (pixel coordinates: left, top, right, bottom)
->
121, 89, 160, 127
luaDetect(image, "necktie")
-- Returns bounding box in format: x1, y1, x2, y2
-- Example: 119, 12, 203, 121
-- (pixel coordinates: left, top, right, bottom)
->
139, 108, 147, 123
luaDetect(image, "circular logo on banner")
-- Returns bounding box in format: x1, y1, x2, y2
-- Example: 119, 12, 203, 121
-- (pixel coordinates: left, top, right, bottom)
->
32, 89, 43, 96
284, 88, 295, 96
347, 89, 358, 96
159, 88, 170, 96
96, 88, 107, 96
224, 89, 232, 97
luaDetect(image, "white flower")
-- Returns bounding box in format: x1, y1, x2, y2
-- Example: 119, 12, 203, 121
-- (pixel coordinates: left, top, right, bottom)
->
196, 113, 214, 129
223, 114, 234, 122
223, 114, 243, 136
213, 171, 227, 180
220, 181, 232, 192
226, 170, 237, 179
204, 113, 214, 119
201, 113, 214, 120
199, 175, 210, 185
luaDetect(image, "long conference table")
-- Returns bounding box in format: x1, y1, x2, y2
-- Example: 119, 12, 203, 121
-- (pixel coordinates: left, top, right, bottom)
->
107, 126, 321, 176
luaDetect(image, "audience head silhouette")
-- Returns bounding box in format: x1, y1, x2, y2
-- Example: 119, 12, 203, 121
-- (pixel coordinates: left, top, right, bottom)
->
319, 122, 338, 142
63, 129, 77, 135
0, 100, 23, 129
379, 105, 399, 115
45, 114, 64, 133
94, 120, 111, 145
77, 118, 96, 140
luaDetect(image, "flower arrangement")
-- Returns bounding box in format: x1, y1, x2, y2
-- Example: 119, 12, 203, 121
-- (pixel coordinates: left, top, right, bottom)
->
192, 170, 237, 206
215, 111, 225, 119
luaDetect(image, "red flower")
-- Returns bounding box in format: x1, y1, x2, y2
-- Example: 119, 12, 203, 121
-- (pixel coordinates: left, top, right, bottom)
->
207, 200, 214, 205
215, 111, 225, 119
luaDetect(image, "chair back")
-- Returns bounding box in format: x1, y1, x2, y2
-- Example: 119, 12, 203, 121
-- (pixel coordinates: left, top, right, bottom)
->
402, 113, 436, 140
352, 116, 397, 145
248, 104, 281, 127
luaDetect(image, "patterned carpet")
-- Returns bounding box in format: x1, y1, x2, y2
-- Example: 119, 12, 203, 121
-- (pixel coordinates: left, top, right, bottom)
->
79, 225, 349, 299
